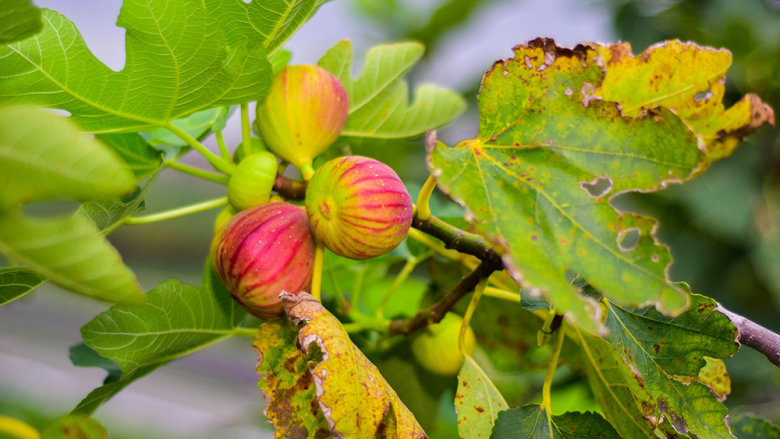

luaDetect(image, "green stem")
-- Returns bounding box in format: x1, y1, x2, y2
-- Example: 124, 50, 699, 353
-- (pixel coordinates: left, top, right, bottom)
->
233, 327, 258, 338
165, 122, 235, 175
460, 278, 487, 353
215, 130, 231, 161
376, 253, 428, 316
299, 162, 315, 181
124, 197, 228, 225
415, 175, 437, 221
240, 103, 253, 156
166, 160, 230, 184
311, 244, 324, 301
484, 286, 521, 303
0, 415, 40, 439
542, 320, 565, 424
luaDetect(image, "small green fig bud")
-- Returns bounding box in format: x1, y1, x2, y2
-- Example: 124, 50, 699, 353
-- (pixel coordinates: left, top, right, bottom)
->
305, 156, 413, 260
255, 65, 348, 178
210, 202, 316, 319
411, 313, 476, 376
214, 205, 236, 234
227, 152, 278, 211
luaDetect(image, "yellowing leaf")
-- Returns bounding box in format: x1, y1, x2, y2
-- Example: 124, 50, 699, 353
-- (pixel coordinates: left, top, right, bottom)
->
455, 355, 508, 438
253, 320, 330, 438
281, 292, 427, 439
597, 40, 775, 161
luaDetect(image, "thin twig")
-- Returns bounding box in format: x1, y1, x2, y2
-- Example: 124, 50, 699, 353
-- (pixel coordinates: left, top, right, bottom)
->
716, 304, 780, 367
388, 259, 503, 335
274, 175, 307, 199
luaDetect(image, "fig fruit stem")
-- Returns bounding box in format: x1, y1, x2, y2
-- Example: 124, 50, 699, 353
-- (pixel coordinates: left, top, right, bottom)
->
215, 130, 231, 161
483, 286, 521, 303
298, 162, 315, 181
124, 196, 228, 225
415, 175, 437, 221
165, 122, 235, 175
166, 160, 230, 185
542, 320, 565, 425
376, 252, 432, 316
240, 103, 253, 156
311, 244, 324, 301
0, 415, 40, 439
460, 278, 487, 354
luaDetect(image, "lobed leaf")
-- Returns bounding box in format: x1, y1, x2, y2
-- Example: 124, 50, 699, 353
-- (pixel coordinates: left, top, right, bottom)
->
253, 319, 330, 438
430, 38, 707, 331
0, 106, 136, 210
281, 292, 427, 438
0, 0, 41, 43
596, 40, 775, 161
319, 40, 466, 139
0, 1, 272, 133
455, 355, 509, 438
490, 405, 621, 439
73, 262, 246, 414
0, 211, 144, 305
96, 133, 162, 180
573, 294, 739, 438
0, 266, 44, 306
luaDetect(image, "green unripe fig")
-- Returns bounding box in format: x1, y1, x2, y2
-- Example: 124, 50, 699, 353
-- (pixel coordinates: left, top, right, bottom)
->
214, 205, 236, 233
227, 152, 278, 211
255, 65, 348, 178
411, 313, 476, 376
210, 202, 316, 319
305, 155, 413, 260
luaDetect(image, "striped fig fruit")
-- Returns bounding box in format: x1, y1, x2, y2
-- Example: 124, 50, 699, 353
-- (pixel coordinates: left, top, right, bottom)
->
305, 156, 413, 260
210, 202, 316, 318
255, 65, 348, 179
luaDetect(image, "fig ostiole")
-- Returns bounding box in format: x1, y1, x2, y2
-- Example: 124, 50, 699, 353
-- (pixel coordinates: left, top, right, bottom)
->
255, 65, 348, 178
411, 313, 476, 376
227, 151, 278, 212
210, 202, 316, 319
305, 155, 413, 260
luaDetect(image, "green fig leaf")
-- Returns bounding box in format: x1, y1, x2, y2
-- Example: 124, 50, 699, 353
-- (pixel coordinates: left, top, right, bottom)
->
0, 0, 41, 43
73, 262, 246, 414
729, 415, 780, 439
77, 168, 160, 234
0, 2, 271, 133
0, 266, 44, 306
319, 40, 466, 139
455, 355, 509, 439
0, 106, 136, 210
572, 294, 738, 438
490, 405, 620, 439
0, 211, 144, 305
96, 133, 162, 180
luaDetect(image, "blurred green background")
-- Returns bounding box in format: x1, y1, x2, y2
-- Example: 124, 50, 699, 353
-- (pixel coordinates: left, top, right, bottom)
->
1, 0, 778, 437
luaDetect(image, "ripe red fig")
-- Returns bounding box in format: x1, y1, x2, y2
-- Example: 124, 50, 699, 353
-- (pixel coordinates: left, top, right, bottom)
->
305, 156, 413, 260
210, 202, 316, 318
255, 65, 348, 179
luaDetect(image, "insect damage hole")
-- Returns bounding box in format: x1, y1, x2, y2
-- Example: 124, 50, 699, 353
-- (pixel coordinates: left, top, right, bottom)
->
580, 176, 613, 199
617, 228, 641, 252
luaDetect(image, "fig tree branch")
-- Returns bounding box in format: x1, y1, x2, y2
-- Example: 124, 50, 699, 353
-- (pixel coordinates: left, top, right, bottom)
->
388, 259, 503, 335
716, 305, 780, 367
274, 174, 307, 199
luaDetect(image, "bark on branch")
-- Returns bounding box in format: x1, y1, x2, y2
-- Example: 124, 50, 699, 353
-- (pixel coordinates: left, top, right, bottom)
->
716, 305, 780, 367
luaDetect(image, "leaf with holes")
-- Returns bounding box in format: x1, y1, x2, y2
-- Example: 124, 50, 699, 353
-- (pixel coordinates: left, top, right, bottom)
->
490, 405, 621, 438
0, 0, 271, 133
572, 294, 738, 438
429, 38, 741, 331
455, 355, 508, 438
281, 292, 427, 438
319, 40, 465, 139
596, 40, 775, 161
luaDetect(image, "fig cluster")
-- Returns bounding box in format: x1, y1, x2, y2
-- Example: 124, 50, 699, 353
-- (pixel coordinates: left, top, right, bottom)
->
210, 65, 413, 319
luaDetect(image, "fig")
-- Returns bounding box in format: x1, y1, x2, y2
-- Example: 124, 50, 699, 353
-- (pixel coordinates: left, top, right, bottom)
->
213, 205, 236, 233
411, 313, 476, 376
227, 151, 278, 211
305, 156, 413, 260
255, 65, 348, 178
210, 202, 316, 318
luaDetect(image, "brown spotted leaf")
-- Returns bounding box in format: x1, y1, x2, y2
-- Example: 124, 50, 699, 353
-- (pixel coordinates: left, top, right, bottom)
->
490, 405, 621, 438
596, 40, 775, 161
455, 355, 509, 438
253, 319, 330, 439
281, 292, 427, 439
